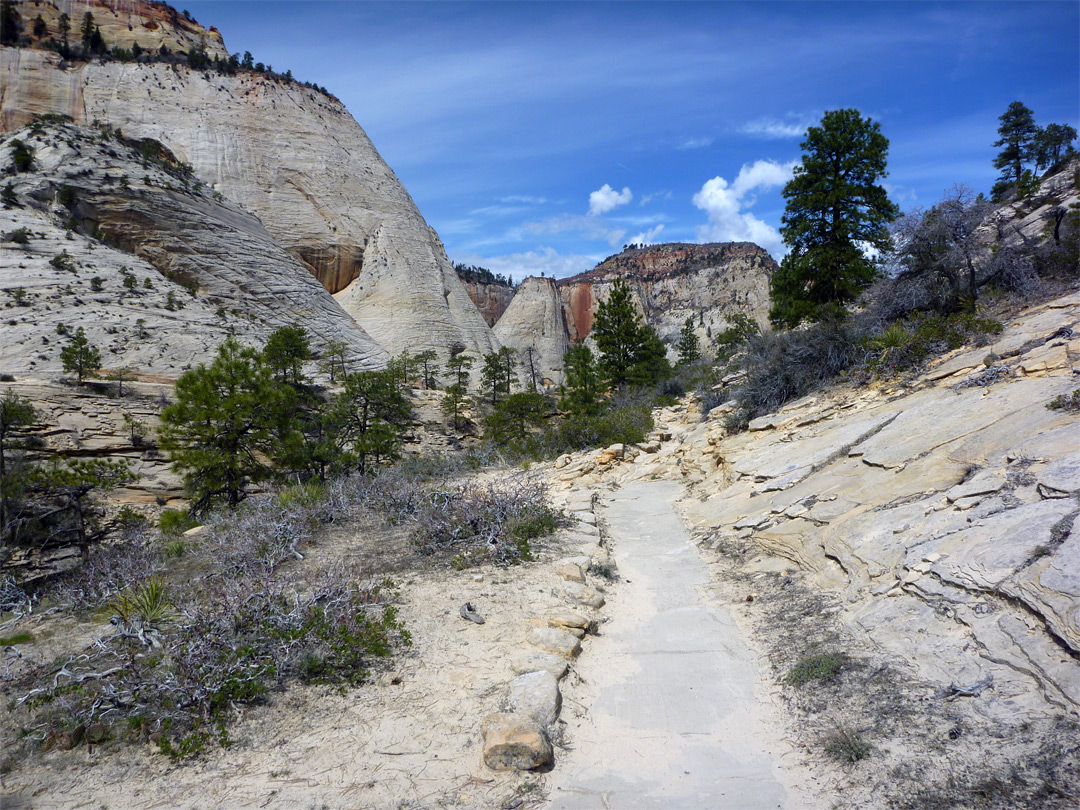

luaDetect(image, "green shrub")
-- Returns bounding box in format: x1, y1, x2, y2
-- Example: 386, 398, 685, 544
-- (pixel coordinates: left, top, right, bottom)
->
110, 576, 174, 624
158, 508, 196, 537
1047, 389, 1080, 412
8, 227, 30, 245
785, 651, 849, 685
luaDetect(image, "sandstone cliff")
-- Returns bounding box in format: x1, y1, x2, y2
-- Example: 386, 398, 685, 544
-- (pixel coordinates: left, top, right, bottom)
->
2, 5, 497, 359
558, 242, 775, 345
459, 277, 516, 327
1, 119, 386, 376
493, 277, 571, 387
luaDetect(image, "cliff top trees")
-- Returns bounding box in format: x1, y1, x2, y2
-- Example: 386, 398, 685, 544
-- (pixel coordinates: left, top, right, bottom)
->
769, 109, 898, 328
991, 102, 1078, 200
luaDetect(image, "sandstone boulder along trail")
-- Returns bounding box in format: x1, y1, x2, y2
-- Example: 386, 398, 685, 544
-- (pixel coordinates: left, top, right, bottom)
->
548, 481, 814, 809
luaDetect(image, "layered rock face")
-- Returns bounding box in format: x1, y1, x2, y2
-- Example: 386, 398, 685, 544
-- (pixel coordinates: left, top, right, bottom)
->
460, 277, 516, 327
2, 15, 497, 359
1, 120, 386, 376
558, 242, 775, 344
493, 277, 571, 387
6, 0, 229, 60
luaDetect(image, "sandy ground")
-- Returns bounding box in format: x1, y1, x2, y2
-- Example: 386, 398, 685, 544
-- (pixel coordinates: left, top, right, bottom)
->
1, 509, 581, 810
2, 477, 828, 810
548, 481, 824, 809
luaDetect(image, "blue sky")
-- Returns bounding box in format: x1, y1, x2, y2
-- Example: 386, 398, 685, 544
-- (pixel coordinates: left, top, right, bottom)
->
185, 1, 1079, 280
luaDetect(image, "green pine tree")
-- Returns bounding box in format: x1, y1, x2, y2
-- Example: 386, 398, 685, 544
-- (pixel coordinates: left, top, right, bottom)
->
991, 101, 1039, 199
60, 327, 102, 382
559, 343, 603, 416
676, 316, 701, 366
159, 338, 285, 513
769, 109, 898, 328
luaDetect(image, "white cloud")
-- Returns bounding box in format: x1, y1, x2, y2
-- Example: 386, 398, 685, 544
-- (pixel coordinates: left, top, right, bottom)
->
628, 224, 665, 246
692, 159, 796, 258
524, 214, 626, 247
588, 183, 633, 216
454, 247, 599, 281
676, 136, 714, 150
638, 190, 672, 206
741, 115, 816, 139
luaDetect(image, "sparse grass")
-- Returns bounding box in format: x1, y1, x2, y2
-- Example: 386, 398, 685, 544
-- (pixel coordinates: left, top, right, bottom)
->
0, 633, 35, 646
785, 651, 850, 685
588, 561, 618, 582
824, 725, 872, 763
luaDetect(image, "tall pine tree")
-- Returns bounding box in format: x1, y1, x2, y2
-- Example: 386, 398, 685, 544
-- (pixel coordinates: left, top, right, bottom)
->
769, 109, 897, 328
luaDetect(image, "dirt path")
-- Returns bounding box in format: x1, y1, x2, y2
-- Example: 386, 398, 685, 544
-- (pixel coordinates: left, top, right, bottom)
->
547, 481, 817, 809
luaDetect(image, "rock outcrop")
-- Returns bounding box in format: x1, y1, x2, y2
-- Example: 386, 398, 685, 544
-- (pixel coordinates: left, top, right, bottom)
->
558, 242, 775, 345
493, 276, 571, 387
1, 120, 386, 375
2, 6, 497, 359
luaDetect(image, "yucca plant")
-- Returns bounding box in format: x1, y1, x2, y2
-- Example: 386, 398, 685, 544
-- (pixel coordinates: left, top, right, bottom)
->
111, 577, 174, 625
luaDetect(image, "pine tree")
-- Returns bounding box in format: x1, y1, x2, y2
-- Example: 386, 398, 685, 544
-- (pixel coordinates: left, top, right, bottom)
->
159, 338, 284, 513
592, 280, 643, 387
262, 324, 311, 387
411, 349, 439, 389
769, 109, 897, 328
0, 1, 22, 46
676, 316, 701, 366
559, 344, 602, 416
60, 327, 102, 382
338, 369, 412, 474
442, 354, 474, 433
991, 101, 1039, 200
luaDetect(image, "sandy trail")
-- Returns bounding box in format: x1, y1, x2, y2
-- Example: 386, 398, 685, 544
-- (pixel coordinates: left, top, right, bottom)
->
547, 480, 812, 809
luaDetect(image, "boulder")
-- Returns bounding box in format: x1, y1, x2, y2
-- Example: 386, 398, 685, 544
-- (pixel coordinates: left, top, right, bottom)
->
547, 610, 590, 630
480, 712, 552, 771
507, 671, 562, 727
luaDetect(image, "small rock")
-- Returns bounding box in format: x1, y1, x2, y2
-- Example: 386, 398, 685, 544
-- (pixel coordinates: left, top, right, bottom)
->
182, 524, 208, 538
510, 651, 569, 679
526, 626, 582, 658
481, 712, 552, 771
556, 563, 585, 584
547, 609, 589, 630
557, 581, 606, 609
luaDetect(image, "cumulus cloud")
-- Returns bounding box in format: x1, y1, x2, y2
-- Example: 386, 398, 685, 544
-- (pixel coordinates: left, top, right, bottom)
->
588, 184, 633, 216
627, 224, 665, 246
692, 159, 796, 258
454, 248, 598, 281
